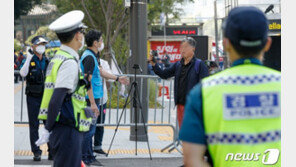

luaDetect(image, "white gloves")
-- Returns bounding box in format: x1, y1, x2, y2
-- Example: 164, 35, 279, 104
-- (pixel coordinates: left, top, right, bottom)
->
26, 47, 34, 60
20, 47, 34, 77
35, 127, 51, 146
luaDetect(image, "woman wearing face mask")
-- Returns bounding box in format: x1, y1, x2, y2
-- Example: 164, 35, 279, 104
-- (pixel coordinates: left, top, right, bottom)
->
19, 35, 52, 161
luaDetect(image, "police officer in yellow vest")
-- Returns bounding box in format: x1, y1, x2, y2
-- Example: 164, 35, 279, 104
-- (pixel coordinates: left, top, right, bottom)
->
19, 36, 52, 161
180, 7, 281, 167
35, 10, 92, 167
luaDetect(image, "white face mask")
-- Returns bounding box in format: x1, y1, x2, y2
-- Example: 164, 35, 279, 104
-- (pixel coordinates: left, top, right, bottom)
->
98, 42, 104, 52
36, 45, 46, 55
79, 35, 85, 51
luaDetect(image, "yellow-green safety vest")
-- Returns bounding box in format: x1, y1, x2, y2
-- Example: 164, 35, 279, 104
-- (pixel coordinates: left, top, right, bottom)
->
202, 63, 281, 167
38, 49, 92, 132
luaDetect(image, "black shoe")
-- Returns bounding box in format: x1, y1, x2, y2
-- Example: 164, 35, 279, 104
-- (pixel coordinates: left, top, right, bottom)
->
48, 153, 53, 160
94, 149, 107, 155
89, 159, 103, 166
33, 153, 41, 161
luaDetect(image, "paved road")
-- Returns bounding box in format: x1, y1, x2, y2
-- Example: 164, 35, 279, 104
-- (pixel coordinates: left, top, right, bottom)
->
14, 79, 183, 166
15, 157, 183, 167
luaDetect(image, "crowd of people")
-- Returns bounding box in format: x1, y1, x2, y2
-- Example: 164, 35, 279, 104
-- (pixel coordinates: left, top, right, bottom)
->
14, 49, 26, 83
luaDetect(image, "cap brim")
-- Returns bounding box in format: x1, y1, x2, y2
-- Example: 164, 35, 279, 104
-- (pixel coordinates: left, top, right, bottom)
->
79, 23, 88, 29
35, 38, 48, 45
35, 39, 48, 45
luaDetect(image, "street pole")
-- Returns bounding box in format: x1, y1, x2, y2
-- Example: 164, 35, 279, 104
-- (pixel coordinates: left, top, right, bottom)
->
214, 0, 220, 66
129, 0, 148, 141
164, 24, 166, 49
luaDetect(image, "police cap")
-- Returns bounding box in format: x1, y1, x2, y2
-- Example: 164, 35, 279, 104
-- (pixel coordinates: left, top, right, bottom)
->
49, 10, 87, 34
223, 6, 269, 49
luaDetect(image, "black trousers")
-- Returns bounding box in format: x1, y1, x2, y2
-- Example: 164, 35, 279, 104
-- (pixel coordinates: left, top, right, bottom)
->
27, 95, 50, 155
50, 124, 83, 167
94, 103, 106, 148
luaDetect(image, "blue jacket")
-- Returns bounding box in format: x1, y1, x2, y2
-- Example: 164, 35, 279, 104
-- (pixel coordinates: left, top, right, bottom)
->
152, 57, 209, 105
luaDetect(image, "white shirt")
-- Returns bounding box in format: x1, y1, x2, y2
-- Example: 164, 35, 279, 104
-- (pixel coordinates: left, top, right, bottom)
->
100, 59, 113, 104
55, 45, 80, 93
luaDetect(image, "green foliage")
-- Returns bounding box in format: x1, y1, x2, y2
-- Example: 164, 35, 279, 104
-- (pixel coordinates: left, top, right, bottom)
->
25, 26, 58, 45
148, 79, 162, 108
54, 0, 120, 36
14, 0, 42, 20
14, 39, 22, 52
148, 0, 194, 25
53, 0, 193, 69
112, 34, 129, 73
107, 79, 161, 109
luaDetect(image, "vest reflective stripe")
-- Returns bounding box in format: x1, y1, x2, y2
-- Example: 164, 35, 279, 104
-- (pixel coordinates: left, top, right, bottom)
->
44, 82, 55, 89
206, 130, 281, 145
38, 49, 91, 132
202, 74, 281, 87
80, 49, 103, 99
72, 93, 86, 101
202, 64, 281, 167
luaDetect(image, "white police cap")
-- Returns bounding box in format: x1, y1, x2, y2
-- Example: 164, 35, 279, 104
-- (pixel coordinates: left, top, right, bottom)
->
49, 10, 88, 33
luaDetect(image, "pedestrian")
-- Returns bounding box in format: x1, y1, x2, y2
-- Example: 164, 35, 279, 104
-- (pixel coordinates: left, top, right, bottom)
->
14, 49, 19, 83
80, 29, 129, 165
17, 50, 26, 69
36, 10, 93, 167
93, 57, 120, 155
147, 63, 155, 75
148, 37, 209, 128
180, 7, 281, 167
162, 52, 171, 68
19, 35, 51, 161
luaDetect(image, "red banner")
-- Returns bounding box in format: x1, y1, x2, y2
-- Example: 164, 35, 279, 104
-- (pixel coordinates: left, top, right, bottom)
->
150, 41, 182, 63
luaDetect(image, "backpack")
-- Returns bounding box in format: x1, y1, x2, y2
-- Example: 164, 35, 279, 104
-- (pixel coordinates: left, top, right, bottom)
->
194, 59, 202, 74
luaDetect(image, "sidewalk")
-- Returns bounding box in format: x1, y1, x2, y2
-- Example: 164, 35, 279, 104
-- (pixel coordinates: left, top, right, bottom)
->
14, 157, 183, 167
14, 81, 183, 166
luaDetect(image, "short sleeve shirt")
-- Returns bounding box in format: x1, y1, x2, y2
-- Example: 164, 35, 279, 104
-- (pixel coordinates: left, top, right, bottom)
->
55, 45, 80, 93
179, 58, 263, 145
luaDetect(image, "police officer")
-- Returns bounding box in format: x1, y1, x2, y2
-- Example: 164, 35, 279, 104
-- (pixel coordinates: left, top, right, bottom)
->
180, 7, 281, 167
35, 10, 92, 167
19, 35, 52, 161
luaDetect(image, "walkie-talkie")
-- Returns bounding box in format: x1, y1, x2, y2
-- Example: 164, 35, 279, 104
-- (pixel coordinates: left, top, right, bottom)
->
28, 48, 34, 55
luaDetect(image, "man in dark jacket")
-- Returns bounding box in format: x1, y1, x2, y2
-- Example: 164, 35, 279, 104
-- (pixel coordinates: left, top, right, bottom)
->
148, 37, 209, 128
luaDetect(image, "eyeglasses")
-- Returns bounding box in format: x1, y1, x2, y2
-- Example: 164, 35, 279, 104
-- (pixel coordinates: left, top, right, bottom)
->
79, 29, 86, 35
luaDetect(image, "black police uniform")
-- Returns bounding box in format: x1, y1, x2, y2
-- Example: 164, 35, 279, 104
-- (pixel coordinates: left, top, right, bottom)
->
25, 53, 51, 158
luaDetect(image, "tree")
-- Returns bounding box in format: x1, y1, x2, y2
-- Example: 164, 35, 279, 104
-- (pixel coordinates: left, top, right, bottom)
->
25, 26, 58, 45
14, 0, 42, 20
53, 0, 193, 68
14, 39, 22, 52
148, 0, 194, 25
54, 0, 129, 60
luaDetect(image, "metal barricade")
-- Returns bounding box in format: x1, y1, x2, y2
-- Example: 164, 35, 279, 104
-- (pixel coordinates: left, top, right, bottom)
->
14, 71, 182, 154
